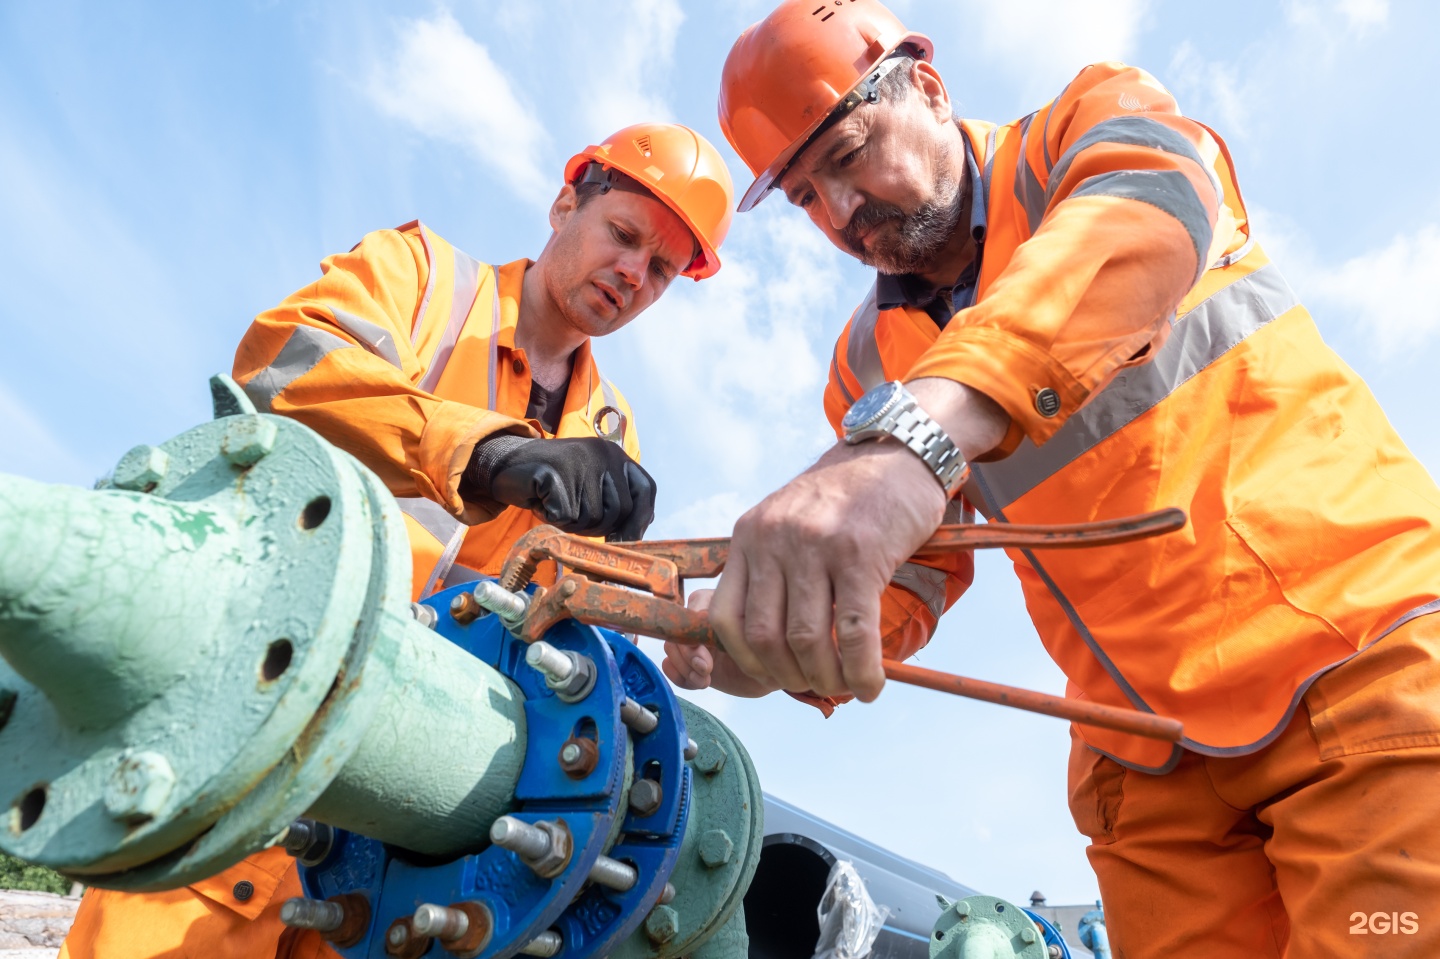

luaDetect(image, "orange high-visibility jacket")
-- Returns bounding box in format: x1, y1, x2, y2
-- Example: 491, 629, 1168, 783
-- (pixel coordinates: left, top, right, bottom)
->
827, 62, 1440, 770
234, 220, 641, 598
62, 223, 644, 959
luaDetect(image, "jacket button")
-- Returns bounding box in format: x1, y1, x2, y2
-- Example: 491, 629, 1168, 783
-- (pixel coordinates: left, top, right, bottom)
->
1035, 388, 1061, 418
512, 358, 525, 374
232, 880, 254, 901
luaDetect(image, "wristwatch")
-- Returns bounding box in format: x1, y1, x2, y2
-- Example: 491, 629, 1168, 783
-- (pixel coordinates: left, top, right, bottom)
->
841, 381, 970, 496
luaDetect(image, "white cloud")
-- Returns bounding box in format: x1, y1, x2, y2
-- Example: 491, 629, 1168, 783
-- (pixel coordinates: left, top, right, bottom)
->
1168, 41, 1248, 135
366, 11, 551, 205
1287, 0, 1389, 33
570, 0, 685, 138
1308, 225, 1440, 357
955, 0, 1153, 99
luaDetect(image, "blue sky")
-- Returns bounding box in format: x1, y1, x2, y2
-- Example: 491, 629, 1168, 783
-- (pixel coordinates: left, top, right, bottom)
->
3, 0, 1437, 907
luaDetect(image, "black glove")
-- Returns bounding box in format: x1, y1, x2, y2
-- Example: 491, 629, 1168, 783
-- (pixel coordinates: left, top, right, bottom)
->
462, 435, 657, 541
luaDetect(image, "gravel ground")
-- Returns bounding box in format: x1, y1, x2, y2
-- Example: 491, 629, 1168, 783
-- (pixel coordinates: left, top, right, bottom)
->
0, 888, 79, 957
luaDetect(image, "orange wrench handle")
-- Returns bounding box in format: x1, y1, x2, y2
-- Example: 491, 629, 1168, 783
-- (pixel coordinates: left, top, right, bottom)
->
881, 659, 1183, 743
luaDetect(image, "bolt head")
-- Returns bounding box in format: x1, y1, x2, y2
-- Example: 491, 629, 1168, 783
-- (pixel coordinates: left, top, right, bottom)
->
692, 738, 727, 776
222, 416, 278, 467
628, 779, 663, 816
1020, 926, 1037, 944
955, 901, 971, 918
698, 829, 734, 868
644, 905, 679, 944
560, 743, 582, 764
103, 750, 176, 823
114, 445, 170, 492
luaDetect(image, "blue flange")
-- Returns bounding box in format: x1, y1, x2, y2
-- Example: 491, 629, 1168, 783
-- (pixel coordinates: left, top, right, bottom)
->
1024, 909, 1072, 959
300, 579, 691, 959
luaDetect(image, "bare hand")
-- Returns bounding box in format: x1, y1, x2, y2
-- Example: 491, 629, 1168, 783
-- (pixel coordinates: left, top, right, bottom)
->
707, 379, 1008, 702
661, 589, 780, 697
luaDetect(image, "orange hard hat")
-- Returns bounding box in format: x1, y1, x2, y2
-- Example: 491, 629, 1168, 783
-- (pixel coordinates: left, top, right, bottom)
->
564, 122, 735, 280
719, 0, 933, 212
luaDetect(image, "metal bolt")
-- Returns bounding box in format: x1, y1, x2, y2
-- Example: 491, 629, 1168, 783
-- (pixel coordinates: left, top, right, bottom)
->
526, 641, 596, 702
692, 739, 726, 776
645, 905, 679, 945
698, 829, 734, 868
113, 445, 169, 492
561, 579, 578, 597
474, 580, 529, 626
280, 897, 344, 933
222, 416, 278, 467
557, 737, 598, 778
282, 818, 335, 866
619, 697, 658, 734
1048, 946, 1064, 958
683, 738, 698, 761
410, 602, 438, 629
629, 779, 663, 817
588, 854, 637, 892
450, 591, 483, 626
520, 930, 563, 957
956, 901, 971, 918
103, 750, 176, 823
490, 816, 572, 878
659, 883, 676, 905
1020, 925, 1037, 944
413, 903, 469, 941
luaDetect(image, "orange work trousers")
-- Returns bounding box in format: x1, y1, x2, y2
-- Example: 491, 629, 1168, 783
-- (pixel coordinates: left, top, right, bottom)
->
60, 846, 337, 959
1068, 611, 1440, 958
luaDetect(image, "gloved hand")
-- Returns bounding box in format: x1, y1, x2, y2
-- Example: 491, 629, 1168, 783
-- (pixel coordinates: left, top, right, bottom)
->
462, 435, 657, 541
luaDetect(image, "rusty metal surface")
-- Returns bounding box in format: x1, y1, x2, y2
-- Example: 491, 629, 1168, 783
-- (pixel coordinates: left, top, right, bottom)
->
881, 660, 1184, 742
617, 509, 1186, 578
500, 526, 683, 601
507, 509, 1189, 743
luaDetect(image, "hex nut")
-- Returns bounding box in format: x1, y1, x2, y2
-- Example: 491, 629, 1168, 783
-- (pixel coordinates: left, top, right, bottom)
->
221, 416, 278, 468
113, 445, 170, 492
1020, 925, 1036, 944
450, 592, 483, 626
644, 905, 679, 945
628, 779, 663, 817
103, 750, 176, 823
691, 739, 726, 776
698, 829, 734, 868
558, 737, 598, 779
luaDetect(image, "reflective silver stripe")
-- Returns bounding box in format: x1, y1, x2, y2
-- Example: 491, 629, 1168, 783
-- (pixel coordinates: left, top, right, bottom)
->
331, 307, 403, 370
1011, 113, 1046, 231
487, 272, 501, 411
830, 341, 855, 405
417, 253, 485, 394
1045, 116, 1205, 207
242, 325, 352, 411
845, 283, 885, 393
891, 562, 948, 620
1210, 234, 1255, 271
398, 496, 467, 598
974, 261, 1300, 511
412, 224, 438, 346
1071, 170, 1213, 279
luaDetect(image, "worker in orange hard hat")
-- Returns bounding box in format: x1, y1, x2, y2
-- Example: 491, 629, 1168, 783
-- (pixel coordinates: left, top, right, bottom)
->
61, 121, 735, 959
665, 2, 1440, 956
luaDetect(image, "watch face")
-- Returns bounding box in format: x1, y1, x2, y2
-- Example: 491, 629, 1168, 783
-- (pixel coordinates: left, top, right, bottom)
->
843, 381, 901, 432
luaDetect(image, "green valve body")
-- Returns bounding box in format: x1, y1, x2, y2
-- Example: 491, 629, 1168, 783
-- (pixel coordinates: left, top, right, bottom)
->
0, 377, 526, 889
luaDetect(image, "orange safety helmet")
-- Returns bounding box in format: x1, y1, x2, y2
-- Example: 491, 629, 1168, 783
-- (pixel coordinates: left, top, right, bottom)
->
564, 122, 735, 280
719, 0, 933, 212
